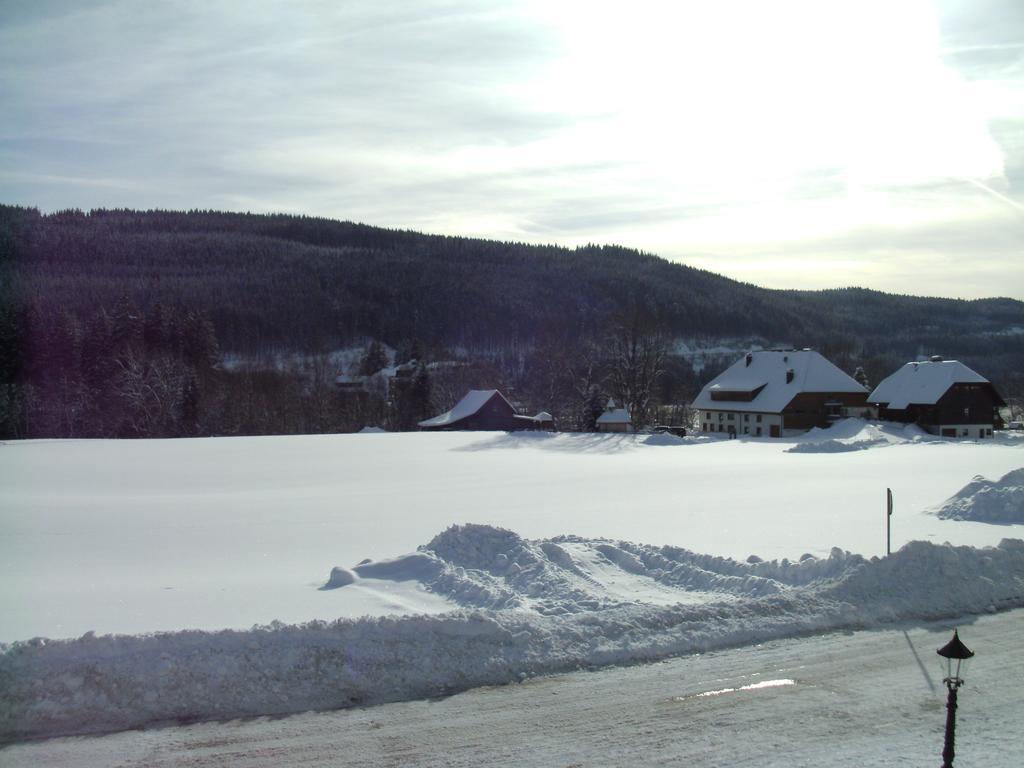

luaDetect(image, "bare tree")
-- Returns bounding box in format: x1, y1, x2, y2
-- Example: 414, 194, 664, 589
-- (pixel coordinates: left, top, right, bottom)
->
565, 341, 606, 431
112, 352, 184, 436
606, 306, 667, 431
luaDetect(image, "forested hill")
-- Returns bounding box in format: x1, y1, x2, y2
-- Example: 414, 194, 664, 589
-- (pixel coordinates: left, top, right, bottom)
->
2, 204, 1023, 366
3, 204, 1023, 439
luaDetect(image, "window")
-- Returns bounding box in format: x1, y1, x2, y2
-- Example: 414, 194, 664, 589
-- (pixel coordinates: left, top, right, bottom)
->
756, 414, 762, 423
727, 413, 735, 421
743, 426, 749, 434
963, 407, 970, 418
756, 427, 762, 436
718, 413, 724, 421
744, 414, 749, 422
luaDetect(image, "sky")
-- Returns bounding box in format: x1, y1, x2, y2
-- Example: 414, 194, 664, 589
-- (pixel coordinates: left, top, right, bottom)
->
1, 0, 1022, 299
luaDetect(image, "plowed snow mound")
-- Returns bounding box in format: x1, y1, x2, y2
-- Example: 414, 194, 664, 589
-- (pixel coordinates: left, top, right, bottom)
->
3, 529, 1023, 742
934, 468, 1024, 524
786, 420, 929, 453
326, 524, 877, 613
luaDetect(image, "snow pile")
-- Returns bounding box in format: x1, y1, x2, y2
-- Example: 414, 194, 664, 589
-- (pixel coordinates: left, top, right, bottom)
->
787, 419, 931, 453
323, 525, 802, 615
643, 432, 689, 447
933, 468, 1024, 524
3, 528, 1024, 742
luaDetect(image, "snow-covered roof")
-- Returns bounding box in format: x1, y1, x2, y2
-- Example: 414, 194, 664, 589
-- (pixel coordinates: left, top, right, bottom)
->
868, 360, 990, 409
418, 390, 509, 428
692, 350, 867, 413
597, 408, 631, 425
533, 411, 553, 421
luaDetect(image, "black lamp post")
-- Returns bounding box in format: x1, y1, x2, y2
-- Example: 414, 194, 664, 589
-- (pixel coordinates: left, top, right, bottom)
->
936, 629, 974, 768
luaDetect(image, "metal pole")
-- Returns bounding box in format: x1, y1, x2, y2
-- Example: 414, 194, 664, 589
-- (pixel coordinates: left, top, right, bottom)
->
941, 683, 958, 768
886, 487, 893, 556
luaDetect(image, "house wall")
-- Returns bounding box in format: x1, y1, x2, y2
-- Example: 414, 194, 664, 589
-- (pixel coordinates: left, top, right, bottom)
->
701, 389, 868, 437
932, 385, 1000, 427
926, 424, 994, 439
701, 410, 782, 437
781, 392, 869, 432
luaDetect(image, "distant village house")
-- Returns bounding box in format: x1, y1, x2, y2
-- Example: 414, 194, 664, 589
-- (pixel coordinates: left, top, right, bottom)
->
418, 389, 551, 431
693, 349, 869, 437
596, 398, 632, 433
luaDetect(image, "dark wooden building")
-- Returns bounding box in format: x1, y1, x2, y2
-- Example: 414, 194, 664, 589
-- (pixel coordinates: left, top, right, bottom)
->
419, 390, 545, 431
868, 357, 1005, 438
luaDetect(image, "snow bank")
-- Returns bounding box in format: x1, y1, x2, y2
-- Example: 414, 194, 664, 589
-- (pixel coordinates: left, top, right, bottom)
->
933, 468, 1024, 524
786, 420, 930, 453
4, 527, 1024, 742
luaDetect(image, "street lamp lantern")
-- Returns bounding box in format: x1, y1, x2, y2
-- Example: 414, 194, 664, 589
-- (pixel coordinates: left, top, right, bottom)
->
937, 628, 974, 687
936, 629, 975, 768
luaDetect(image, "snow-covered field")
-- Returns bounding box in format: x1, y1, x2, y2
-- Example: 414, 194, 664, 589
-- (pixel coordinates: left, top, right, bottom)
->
2, 421, 1024, 740
3, 420, 1022, 642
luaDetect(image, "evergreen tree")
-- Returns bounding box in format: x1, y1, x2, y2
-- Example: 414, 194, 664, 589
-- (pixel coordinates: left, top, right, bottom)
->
584, 386, 604, 432
853, 366, 871, 390
180, 372, 201, 436
359, 340, 388, 376
110, 293, 143, 354
410, 362, 432, 424
143, 302, 171, 350
182, 309, 219, 376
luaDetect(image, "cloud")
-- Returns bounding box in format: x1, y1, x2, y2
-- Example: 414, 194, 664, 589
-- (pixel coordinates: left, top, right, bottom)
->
0, 1, 1022, 298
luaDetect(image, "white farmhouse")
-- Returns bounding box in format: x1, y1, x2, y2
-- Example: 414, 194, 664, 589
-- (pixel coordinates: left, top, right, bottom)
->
693, 349, 870, 437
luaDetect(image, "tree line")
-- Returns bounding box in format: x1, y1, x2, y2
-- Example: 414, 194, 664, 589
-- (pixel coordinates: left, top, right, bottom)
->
2, 203, 1023, 438
4, 205, 1022, 369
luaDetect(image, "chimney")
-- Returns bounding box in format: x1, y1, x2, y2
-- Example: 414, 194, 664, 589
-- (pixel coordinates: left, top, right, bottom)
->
745, 352, 753, 367
786, 369, 794, 384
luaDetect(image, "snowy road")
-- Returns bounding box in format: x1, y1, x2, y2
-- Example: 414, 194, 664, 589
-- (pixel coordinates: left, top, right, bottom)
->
6, 610, 1022, 767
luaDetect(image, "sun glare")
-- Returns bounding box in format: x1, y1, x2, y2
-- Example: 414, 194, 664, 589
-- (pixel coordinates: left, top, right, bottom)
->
484, 0, 1011, 277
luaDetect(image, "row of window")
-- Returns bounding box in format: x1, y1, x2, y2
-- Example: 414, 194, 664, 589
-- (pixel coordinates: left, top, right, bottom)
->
705, 411, 764, 423
943, 427, 994, 438
701, 423, 764, 436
